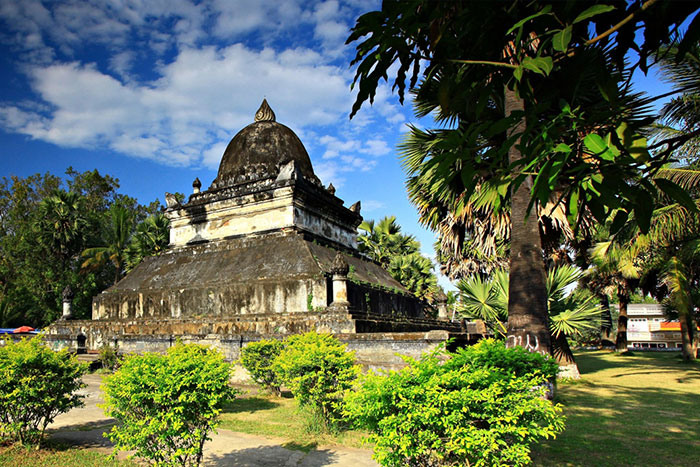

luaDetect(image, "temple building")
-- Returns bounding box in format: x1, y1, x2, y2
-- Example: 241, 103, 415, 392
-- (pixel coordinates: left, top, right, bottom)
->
47, 100, 479, 368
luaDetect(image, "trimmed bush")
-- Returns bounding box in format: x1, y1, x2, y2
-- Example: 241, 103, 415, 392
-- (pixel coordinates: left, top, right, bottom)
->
345, 339, 565, 467
273, 332, 359, 430
98, 344, 119, 372
240, 339, 284, 395
0, 337, 87, 446
101, 343, 237, 466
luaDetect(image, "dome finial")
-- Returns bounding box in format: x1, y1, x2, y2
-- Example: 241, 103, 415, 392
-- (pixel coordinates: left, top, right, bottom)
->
255, 98, 276, 122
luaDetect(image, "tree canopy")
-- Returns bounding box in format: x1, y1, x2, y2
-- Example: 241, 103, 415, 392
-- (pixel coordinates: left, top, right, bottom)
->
0, 168, 166, 327
348, 0, 700, 234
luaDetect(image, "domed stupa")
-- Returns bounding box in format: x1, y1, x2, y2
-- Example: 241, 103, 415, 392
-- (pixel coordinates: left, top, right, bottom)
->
46, 100, 476, 366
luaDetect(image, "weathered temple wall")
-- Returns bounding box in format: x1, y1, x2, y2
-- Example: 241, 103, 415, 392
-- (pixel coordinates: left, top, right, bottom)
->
347, 281, 425, 318
169, 179, 360, 250
169, 186, 296, 246
93, 278, 329, 320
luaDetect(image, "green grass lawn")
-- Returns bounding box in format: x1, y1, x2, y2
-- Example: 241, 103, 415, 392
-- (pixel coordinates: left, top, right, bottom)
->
532, 350, 700, 466
0, 442, 134, 467
218, 390, 370, 451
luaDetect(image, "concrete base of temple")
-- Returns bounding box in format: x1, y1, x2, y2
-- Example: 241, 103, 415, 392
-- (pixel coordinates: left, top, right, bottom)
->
43, 313, 484, 374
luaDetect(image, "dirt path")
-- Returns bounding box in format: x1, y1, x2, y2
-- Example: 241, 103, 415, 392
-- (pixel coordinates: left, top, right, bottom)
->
48, 374, 378, 467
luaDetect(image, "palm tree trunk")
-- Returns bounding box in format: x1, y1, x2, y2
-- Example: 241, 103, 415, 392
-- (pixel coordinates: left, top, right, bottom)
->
552, 332, 580, 378
694, 314, 699, 360
599, 294, 613, 344
504, 87, 552, 357
679, 315, 696, 361
615, 289, 629, 353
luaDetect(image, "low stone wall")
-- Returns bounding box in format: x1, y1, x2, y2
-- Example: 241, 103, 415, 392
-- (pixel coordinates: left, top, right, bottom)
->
44, 316, 481, 381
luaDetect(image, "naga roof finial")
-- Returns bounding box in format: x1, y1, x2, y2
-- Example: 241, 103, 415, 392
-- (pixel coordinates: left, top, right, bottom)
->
255, 98, 276, 122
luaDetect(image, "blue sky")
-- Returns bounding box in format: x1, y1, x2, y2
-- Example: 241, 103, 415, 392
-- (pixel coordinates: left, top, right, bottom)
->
0, 0, 676, 291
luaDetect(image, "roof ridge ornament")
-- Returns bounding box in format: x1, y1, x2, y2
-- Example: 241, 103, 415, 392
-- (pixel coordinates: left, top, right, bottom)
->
254, 98, 276, 122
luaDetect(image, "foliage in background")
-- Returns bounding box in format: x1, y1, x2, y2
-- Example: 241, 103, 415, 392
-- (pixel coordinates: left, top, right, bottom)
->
102, 343, 236, 467
125, 213, 170, 272
458, 265, 601, 339
81, 205, 135, 285
273, 332, 359, 432
387, 253, 437, 302
345, 339, 563, 467
358, 216, 420, 268
0, 168, 163, 327
358, 216, 438, 301
0, 338, 87, 446
240, 339, 285, 396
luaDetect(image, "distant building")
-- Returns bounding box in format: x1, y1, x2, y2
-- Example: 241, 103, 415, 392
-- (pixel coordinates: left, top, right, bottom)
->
625, 304, 683, 349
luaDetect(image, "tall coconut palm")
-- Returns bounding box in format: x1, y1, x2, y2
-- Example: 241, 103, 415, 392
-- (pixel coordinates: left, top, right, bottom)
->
638, 44, 700, 360
651, 44, 700, 167
81, 205, 134, 285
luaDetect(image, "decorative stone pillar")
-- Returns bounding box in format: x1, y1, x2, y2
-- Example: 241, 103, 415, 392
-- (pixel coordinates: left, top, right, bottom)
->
61, 285, 74, 320
192, 177, 202, 194
436, 289, 448, 319
329, 252, 350, 310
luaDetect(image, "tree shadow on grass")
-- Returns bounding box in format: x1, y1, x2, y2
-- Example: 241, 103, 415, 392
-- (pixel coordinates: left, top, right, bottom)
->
204, 444, 337, 467
48, 426, 115, 450
574, 350, 700, 377
535, 374, 700, 466
222, 397, 281, 414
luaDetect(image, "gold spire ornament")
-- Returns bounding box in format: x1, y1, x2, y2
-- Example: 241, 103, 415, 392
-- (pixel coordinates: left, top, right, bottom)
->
254, 98, 276, 122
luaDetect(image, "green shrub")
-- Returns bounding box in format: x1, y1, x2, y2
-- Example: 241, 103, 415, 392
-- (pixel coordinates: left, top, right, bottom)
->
98, 344, 119, 372
345, 339, 565, 467
0, 337, 87, 446
240, 339, 285, 395
101, 343, 237, 466
273, 332, 359, 431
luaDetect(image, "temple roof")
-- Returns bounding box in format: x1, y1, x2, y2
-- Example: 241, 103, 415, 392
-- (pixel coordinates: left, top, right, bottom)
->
211, 99, 318, 189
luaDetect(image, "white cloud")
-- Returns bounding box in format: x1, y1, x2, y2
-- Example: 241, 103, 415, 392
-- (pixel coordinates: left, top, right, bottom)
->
361, 139, 391, 156
362, 199, 385, 211
0, 0, 398, 184
0, 42, 358, 167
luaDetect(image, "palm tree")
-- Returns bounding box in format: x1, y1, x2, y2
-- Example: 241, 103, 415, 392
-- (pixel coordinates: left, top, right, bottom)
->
637, 44, 700, 360
81, 205, 134, 285
358, 216, 438, 301
358, 216, 420, 267
456, 269, 509, 337
388, 253, 438, 302
458, 264, 601, 377
652, 45, 700, 167
589, 241, 642, 353
34, 190, 89, 269
636, 168, 700, 360
125, 213, 170, 272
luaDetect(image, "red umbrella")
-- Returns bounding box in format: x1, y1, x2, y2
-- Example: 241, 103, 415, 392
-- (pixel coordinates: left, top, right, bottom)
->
13, 326, 35, 333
